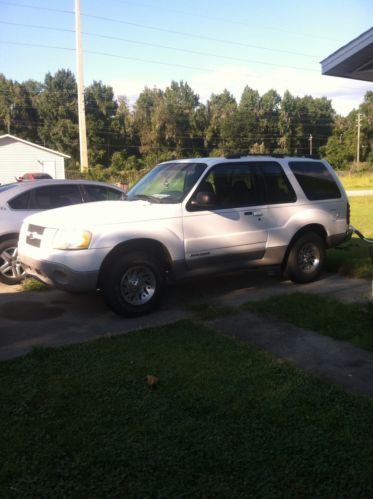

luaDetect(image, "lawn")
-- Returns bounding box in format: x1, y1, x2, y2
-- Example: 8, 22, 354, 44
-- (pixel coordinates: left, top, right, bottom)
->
339, 172, 373, 190
349, 196, 373, 237
326, 195, 373, 278
2, 321, 373, 498
244, 293, 373, 352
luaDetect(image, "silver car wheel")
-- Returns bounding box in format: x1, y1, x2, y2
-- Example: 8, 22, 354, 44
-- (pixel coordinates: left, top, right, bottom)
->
120, 265, 157, 306
297, 242, 320, 274
0, 245, 26, 281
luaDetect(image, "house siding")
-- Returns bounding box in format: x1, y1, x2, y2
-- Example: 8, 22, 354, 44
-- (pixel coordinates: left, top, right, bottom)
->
0, 136, 67, 184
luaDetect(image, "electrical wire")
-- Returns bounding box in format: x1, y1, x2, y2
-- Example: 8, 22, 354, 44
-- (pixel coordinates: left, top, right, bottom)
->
0, 20, 318, 60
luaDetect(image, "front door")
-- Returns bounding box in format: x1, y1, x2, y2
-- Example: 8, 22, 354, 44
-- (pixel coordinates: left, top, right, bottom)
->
182, 162, 268, 268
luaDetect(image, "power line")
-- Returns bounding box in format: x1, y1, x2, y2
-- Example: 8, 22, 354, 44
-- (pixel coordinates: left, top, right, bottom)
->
95, 0, 340, 42
0, 20, 318, 59
0, 0, 72, 14
0, 41, 215, 72
0, 21, 320, 72
0, 1, 329, 59
0, 0, 339, 43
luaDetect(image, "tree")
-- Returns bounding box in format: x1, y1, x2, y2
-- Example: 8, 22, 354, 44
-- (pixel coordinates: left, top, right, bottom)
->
110, 96, 134, 158
205, 90, 238, 155
277, 91, 301, 154
159, 81, 200, 155
322, 113, 357, 169
133, 86, 164, 155
0, 74, 14, 135
236, 86, 261, 152
359, 91, 373, 162
37, 69, 79, 164
10, 81, 40, 142
258, 89, 281, 152
85, 81, 118, 167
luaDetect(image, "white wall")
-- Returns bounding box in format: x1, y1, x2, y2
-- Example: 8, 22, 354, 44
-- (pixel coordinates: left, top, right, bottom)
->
0, 137, 66, 184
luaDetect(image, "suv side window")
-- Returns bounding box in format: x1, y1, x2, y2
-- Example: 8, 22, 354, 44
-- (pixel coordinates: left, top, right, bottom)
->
83, 184, 124, 202
289, 161, 341, 200
260, 162, 297, 204
8, 190, 32, 210
30, 185, 83, 209
190, 162, 264, 210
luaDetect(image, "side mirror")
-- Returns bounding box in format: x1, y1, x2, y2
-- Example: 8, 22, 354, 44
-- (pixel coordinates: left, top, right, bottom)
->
190, 191, 217, 209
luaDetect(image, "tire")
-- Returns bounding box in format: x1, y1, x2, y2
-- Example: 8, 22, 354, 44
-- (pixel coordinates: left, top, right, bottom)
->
285, 232, 325, 284
102, 252, 165, 317
0, 238, 26, 285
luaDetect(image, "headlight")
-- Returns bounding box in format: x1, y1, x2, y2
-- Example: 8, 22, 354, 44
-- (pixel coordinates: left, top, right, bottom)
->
52, 229, 92, 250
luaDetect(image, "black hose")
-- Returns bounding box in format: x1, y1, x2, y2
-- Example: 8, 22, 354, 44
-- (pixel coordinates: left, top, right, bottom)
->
350, 226, 373, 244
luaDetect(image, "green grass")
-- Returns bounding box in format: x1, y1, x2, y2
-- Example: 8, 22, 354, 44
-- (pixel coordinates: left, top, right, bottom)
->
326, 196, 373, 278
349, 196, 373, 237
2, 321, 373, 498
326, 237, 373, 278
243, 293, 373, 352
21, 277, 48, 292
339, 172, 373, 190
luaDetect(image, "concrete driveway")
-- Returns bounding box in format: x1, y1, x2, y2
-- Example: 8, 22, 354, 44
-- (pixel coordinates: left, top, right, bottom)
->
0, 270, 371, 361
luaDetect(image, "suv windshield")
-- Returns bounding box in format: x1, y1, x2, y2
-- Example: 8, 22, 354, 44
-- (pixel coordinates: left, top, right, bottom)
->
127, 162, 207, 203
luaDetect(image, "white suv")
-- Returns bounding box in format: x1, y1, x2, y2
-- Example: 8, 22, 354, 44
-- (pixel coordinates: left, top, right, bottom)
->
18, 156, 351, 316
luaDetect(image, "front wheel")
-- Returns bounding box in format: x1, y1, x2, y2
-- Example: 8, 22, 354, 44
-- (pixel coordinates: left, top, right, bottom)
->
102, 252, 165, 317
285, 232, 325, 284
0, 238, 26, 285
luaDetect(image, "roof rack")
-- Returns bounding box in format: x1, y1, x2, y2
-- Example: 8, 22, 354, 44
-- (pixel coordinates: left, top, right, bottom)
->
224, 153, 321, 159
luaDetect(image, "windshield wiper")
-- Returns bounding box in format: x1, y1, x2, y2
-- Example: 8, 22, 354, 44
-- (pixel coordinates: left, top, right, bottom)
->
129, 194, 162, 203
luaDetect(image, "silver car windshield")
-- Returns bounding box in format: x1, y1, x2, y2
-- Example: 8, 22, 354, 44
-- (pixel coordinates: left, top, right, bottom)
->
127, 162, 207, 204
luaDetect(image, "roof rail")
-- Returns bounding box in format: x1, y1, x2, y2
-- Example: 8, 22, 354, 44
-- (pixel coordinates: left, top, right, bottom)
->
224, 153, 321, 160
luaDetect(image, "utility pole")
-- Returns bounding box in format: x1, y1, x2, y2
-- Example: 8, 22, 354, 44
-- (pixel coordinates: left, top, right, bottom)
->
356, 112, 362, 164
75, 0, 89, 173
308, 134, 313, 155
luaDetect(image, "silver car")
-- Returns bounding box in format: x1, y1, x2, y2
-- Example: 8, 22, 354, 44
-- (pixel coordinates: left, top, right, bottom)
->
0, 179, 126, 284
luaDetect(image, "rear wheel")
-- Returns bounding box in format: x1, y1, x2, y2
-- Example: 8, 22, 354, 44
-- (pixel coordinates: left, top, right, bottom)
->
102, 252, 165, 317
285, 232, 325, 283
0, 238, 26, 285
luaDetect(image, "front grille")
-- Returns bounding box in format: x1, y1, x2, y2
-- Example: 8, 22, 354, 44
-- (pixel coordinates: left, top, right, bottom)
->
27, 224, 45, 235
26, 224, 45, 248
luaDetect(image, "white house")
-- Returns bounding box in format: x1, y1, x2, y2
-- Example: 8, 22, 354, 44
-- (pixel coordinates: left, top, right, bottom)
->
0, 134, 70, 184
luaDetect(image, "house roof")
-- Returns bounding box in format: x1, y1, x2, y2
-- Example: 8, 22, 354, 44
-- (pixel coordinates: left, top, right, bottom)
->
0, 134, 71, 158
320, 27, 373, 82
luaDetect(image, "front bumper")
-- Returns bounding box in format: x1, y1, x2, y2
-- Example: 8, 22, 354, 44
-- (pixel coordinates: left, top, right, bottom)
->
20, 254, 99, 292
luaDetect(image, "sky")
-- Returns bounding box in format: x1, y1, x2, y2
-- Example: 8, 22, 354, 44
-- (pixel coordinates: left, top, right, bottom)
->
0, 0, 372, 115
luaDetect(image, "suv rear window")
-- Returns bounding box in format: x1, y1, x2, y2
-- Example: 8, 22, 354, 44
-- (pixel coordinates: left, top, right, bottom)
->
289, 161, 341, 200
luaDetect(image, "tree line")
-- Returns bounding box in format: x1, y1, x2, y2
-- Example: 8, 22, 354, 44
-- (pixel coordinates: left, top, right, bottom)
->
0, 69, 372, 180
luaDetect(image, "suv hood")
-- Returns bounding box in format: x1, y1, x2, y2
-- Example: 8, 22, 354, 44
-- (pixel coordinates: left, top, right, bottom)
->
23, 200, 182, 229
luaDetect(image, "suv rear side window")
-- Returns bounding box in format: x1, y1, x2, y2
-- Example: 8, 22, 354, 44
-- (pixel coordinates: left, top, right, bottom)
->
289, 161, 341, 200
260, 162, 296, 204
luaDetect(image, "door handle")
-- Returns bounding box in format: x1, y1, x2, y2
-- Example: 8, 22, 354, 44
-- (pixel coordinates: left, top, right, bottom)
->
253, 211, 263, 216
